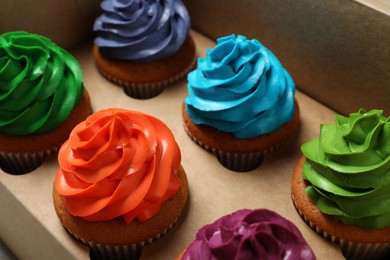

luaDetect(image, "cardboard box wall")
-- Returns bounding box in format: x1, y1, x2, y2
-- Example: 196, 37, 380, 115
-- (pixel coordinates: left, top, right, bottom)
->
1, 0, 388, 115
0, 0, 101, 50
182, 0, 390, 115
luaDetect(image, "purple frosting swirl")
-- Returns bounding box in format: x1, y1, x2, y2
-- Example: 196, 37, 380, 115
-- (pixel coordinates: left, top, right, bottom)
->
182, 209, 316, 260
93, 0, 190, 63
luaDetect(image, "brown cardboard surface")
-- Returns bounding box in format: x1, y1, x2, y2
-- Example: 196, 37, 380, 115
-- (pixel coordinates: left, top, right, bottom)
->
183, 0, 390, 116
0, 30, 344, 259
0, 0, 101, 50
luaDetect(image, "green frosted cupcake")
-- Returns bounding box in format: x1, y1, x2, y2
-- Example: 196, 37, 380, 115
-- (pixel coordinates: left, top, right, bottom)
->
291, 109, 390, 259
0, 31, 91, 174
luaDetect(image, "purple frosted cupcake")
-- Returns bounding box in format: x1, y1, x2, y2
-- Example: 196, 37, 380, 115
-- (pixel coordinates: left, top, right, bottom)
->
93, 0, 196, 99
176, 209, 316, 259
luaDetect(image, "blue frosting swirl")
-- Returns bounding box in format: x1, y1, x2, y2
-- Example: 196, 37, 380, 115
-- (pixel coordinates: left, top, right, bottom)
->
185, 34, 296, 139
93, 0, 190, 63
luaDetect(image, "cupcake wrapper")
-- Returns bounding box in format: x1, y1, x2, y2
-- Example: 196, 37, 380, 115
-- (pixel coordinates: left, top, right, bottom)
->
98, 55, 196, 100
0, 147, 58, 175
123, 82, 164, 100
66, 216, 179, 260
216, 151, 264, 172
88, 241, 142, 260
291, 194, 390, 259
98, 70, 163, 99
184, 124, 270, 172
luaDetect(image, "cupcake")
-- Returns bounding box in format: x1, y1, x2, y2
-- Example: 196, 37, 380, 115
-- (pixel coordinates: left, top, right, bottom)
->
291, 109, 390, 259
183, 34, 299, 172
0, 31, 91, 175
92, 0, 197, 99
176, 209, 316, 259
53, 108, 189, 259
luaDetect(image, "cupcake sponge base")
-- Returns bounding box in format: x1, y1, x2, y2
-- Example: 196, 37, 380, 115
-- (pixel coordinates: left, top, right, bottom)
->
93, 36, 197, 99
291, 156, 390, 259
182, 100, 300, 172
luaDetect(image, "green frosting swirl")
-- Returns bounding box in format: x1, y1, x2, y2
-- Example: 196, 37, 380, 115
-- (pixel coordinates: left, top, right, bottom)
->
0, 31, 84, 136
301, 109, 390, 229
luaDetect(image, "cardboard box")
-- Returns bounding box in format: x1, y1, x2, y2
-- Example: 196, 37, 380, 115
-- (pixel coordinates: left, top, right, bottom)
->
0, 1, 389, 259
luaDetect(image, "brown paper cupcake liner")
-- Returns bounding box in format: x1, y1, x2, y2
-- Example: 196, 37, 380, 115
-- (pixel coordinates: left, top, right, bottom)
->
101, 70, 164, 99
86, 240, 142, 260
291, 194, 390, 259
183, 124, 284, 172
66, 216, 180, 260
215, 150, 264, 172
98, 55, 196, 100
0, 146, 59, 175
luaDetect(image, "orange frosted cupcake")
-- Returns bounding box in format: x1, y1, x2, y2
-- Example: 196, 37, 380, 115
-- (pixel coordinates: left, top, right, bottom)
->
183, 34, 299, 172
53, 108, 188, 259
92, 0, 196, 99
0, 31, 91, 175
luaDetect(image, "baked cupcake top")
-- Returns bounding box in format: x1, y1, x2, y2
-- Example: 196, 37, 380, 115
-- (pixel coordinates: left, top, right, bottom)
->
0, 31, 84, 136
93, 0, 190, 63
301, 109, 390, 229
182, 209, 315, 260
54, 108, 182, 224
184, 34, 296, 139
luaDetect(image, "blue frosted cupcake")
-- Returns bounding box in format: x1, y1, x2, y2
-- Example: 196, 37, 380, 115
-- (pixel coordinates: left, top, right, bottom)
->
182, 34, 299, 172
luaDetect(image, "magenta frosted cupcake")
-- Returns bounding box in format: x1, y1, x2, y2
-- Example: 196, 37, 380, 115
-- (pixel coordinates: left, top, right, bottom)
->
176, 209, 316, 259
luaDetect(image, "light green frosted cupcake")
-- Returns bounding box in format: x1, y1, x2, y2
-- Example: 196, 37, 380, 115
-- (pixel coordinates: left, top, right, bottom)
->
291, 109, 390, 259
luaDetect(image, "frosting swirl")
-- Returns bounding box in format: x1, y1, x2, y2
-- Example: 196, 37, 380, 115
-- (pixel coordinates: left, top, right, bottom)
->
185, 34, 296, 139
182, 209, 315, 260
0, 31, 84, 136
93, 0, 190, 63
55, 108, 182, 224
301, 109, 390, 229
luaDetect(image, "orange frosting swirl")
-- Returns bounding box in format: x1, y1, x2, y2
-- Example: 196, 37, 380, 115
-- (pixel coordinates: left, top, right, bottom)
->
55, 108, 181, 224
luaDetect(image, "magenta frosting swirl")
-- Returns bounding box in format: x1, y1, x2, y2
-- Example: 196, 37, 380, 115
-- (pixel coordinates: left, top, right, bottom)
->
182, 209, 316, 260
93, 0, 190, 63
